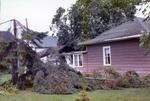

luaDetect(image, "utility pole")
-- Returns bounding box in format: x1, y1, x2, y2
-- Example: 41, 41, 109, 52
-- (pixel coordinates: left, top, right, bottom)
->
25, 18, 31, 45
11, 19, 18, 85
25, 18, 28, 30
13, 19, 17, 38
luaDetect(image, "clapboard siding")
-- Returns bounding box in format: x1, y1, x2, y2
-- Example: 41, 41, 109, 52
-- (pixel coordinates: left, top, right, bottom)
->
82, 39, 150, 75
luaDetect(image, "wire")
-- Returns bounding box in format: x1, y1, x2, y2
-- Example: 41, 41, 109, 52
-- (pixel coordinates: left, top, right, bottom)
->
0, 19, 13, 26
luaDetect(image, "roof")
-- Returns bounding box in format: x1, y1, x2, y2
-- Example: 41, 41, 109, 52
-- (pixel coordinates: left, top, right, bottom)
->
38, 46, 64, 58
35, 36, 58, 48
79, 18, 150, 46
0, 31, 14, 42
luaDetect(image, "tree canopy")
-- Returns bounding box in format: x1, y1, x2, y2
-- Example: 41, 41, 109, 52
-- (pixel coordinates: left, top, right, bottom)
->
139, 1, 150, 52
51, 0, 142, 50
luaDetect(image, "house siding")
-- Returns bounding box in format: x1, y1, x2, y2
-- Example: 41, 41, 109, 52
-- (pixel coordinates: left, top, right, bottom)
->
82, 39, 150, 75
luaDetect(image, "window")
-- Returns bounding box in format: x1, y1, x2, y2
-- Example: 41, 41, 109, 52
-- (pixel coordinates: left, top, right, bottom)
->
103, 46, 111, 66
79, 55, 83, 66
73, 54, 83, 67
74, 54, 78, 66
65, 55, 73, 66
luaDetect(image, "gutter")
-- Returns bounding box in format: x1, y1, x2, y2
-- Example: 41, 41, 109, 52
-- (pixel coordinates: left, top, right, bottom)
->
79, 34, 143, 46
104, 34, 142, 42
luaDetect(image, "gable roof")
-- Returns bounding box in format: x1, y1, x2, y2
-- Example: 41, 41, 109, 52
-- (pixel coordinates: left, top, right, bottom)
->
79, 18, 150, 46
35, 36, 58, 48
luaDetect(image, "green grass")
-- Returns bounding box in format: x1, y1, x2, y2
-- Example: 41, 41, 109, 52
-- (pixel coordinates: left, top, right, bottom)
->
0, 88, 150, 101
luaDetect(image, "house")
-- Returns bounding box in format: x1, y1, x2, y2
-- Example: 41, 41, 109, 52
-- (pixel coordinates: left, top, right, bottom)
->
77, 18, 150, 75
63, 51, 86, 71
32, 35, 58, 63
0, 31, 14, 42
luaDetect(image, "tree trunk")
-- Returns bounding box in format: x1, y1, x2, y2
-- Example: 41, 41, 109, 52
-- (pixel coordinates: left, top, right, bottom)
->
11, 57, 18, 85
11, 19, 19, 85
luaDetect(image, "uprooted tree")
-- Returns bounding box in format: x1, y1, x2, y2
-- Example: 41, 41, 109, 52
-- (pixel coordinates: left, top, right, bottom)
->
33, 60, 83, 94
0, 37, 84, 93
0, 19, 48, 89
0, 19, 85, 94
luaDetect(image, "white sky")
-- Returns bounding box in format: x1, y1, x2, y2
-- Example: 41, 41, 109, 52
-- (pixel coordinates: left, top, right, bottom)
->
0, 0, 149, 33
0, 0, 76, 32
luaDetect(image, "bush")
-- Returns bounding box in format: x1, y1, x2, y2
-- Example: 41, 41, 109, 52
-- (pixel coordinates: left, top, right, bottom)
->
116, 71, 144, 88
85, 70, 147, 90
86, 79, 103, 90
143, 74, 150, 87
104, 68, 121, 79
91, 70, 103, 79
84, 68, 122, 90
75, 90, 90, 101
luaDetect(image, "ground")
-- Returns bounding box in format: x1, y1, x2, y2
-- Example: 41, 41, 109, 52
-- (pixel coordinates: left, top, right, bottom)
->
0, 88, 150, 101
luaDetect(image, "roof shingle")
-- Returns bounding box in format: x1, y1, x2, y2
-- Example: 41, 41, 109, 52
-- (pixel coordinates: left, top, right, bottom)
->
79, 18, 150, 45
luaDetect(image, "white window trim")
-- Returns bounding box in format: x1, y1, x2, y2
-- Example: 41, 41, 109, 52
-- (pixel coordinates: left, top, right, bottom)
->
73, 54, 83, 68
103, 46, 111, 66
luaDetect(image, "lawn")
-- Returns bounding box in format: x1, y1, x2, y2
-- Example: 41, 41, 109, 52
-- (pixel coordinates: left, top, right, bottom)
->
0, 88, 150, 101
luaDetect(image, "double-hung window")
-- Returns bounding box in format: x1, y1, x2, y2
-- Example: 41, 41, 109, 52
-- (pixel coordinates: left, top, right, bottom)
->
65, 53, 83, 68
103, 46, 111, 66
73, 54, 83, 67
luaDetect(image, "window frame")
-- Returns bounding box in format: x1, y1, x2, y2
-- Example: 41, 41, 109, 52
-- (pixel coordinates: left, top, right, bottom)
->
103, 46, 111, 66
73, 54, 83, 68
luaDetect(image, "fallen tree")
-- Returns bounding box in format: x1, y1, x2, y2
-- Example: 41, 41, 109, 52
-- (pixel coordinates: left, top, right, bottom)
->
33, 55, 83, 94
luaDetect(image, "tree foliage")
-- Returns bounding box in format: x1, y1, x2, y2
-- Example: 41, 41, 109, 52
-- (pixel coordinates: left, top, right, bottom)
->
139, 1, 150, 51
22, 31, 48, 47
0, 20, 48, 89
51, 0, 141, 50
51, 6, 81, 50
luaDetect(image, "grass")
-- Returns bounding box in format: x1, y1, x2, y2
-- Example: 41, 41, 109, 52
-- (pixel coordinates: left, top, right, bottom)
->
0, 88, 150, 101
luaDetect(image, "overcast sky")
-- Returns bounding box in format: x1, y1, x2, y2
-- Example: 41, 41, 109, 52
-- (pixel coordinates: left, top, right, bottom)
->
0, 0, 76, 32
0, 0, 149, 33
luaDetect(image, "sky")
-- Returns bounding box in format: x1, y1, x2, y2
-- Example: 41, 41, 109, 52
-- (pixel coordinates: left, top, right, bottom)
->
0, 0, 76, 32
0, 0, 149, 33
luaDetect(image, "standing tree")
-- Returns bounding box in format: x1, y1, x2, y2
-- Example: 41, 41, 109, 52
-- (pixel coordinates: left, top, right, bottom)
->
139, 1, 150, 52
51, 0, 142, 50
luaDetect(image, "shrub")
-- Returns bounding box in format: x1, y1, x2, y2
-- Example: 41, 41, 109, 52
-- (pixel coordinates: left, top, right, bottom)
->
75, 90, 90, 101
104, 68, 121, 79
116, 71, 144, 88
143, 74, 150, 87
103, 79, 121, 90
84, 68, 122, 90
91, 70, 103, 79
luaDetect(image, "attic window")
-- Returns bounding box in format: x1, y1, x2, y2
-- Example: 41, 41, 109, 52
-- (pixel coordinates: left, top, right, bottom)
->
103, 46, 111, 66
